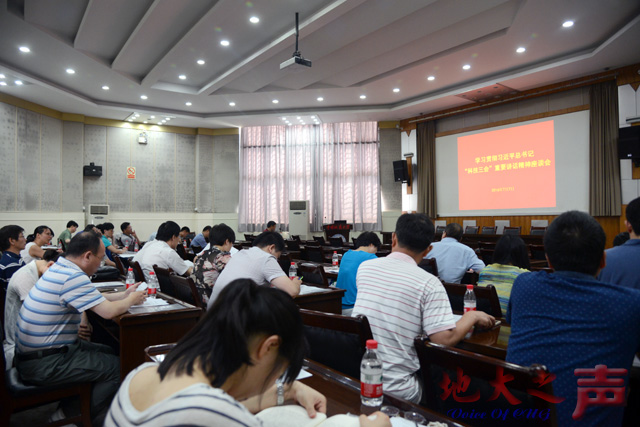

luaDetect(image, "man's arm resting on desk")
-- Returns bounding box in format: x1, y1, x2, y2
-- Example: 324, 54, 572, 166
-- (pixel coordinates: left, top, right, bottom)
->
429, 311, 495, 347
271, 275, 301, 297
91, 290, 146, 319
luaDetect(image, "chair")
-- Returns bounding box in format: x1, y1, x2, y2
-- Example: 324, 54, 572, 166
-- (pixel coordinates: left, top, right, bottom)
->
529, 244, 546, 261
479, 248, 494, 265
153, 265, 176, 298
481, 226, 496, 235
191, 245, 203, 255
129, 260, 146, 282
503, 226, 522, 235
460, 271, 479, 285
329, 237, 344, 247
113, 255, 126, 276
0, 342, 93, 426
435, 225, 446, 235
464, 225, 479, 234
278, 252, 293, 274
417, 258, 438, 277
291, 235, 301, 242
313, 236, 327, 245
244, 234, 256, 241
168, 275, 204, 308
297, 262, 329, 287
305, 240, 320, 247
286, 239, 301, 251
530, 226, 547, 236
300, 309, 373, 379
414, 337, 557, 427
442, 282, 502, 318
176, 244, 194, 261
304, 246, 325, 264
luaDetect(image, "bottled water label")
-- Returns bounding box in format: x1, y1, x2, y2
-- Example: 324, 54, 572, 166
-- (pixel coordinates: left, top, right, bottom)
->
361, 372, 383, 398
148, 287, 157, 296
464, 303, 476, 312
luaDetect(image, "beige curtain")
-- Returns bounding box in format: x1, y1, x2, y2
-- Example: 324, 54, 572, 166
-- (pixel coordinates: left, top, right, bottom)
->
589, 80, 621, 216
416, 121, 437, 218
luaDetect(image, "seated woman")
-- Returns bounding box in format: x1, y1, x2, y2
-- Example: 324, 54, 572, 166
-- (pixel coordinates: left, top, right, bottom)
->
21, 225, 54, 264
477, 234, 530, 316
106, 279, 389, 426
192, 223, 235, 305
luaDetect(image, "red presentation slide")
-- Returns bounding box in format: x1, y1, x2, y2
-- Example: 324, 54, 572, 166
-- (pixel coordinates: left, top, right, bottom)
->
457, 120, 556, 211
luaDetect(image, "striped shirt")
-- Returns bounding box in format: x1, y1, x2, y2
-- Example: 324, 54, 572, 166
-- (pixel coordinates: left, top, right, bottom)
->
16, 257, 105, 352
477, 263, 528, 316
352, 252, 455, 403
106, 362, 262, 427
0, 250, 25, 289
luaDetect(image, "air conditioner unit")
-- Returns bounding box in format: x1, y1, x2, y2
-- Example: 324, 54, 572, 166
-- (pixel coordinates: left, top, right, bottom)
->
86, 204, 109, 225
289, 200, 309, 240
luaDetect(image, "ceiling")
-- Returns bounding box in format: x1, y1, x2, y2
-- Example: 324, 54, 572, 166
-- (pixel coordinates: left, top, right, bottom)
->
1, 0, 639, 129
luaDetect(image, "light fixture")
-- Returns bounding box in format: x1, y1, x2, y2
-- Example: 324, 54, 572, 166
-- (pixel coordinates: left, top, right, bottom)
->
393, 88, 400, 93
0, 82, 6, 86
165, 118, 171, 121
66, 68, 75, 74
157, 122, 162, 125
220, 40, 230, 46
140, 95, 148, 100
197, 59, 205, 65
0, 74, 5, 79
462, 64, 471, 70
250, 16, 260, 23
143, 121, 148, 124
19, 46, 30, 53
272, 99, 279, 104
516, 47, 526, 53
427, 76, 435, 81
185, 102, 192, 106
150, 115, 155, 119
359, 95, 366, 99
317, 97, 324, 101
562, 20, 574, 28
127, 119, 133, 122
229, 102, 236, 106
296, 116, 301, 119
178, 74, 186, 80
102, 85, 109, 90
15, 80, 23, 85
281, 117, 287, 120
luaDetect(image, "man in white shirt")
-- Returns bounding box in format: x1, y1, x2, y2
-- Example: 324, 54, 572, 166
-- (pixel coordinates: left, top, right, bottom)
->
133, 221, 193, 281
207, 232, 301, 307
353, 214, 495, 404
425, 223, 485, 283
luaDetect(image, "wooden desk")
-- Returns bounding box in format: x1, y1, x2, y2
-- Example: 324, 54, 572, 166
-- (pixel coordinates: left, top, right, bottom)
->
89, 291, 202, 380
456, 323, 510, 360
295, 286, 345, 314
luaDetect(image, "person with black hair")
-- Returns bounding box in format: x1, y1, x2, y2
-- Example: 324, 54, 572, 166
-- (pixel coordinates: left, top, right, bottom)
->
0, 225, 26, 289
264, 220, 277, 232
15, 231, 146, 423
612, 231, 630, 247
424, 222, 485, 283
598, 196, 640, 290
506, 210, 640, 426
106, 279, 389, 427
21, 225, 54, 264
179, 226, 194, 246
133, 221, 192, 281
190, 225, 211, 249
192, 224, 235, 305
98, 222, 125, 259
208, 231, 301, 307
353, 214, 494, 404
477, 234, 530, 315
335, 231, 381, 315
57, 220, 78, 247
119, 222, 140, 249
84, 223, 102, 235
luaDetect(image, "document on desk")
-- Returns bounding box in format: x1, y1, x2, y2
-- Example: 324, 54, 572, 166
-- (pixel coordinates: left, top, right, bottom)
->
256, 405, 359, 427
94, 281, 125, 288
128, 299, 184, 314
299, 285, 332, 295
118, 252, 136, 258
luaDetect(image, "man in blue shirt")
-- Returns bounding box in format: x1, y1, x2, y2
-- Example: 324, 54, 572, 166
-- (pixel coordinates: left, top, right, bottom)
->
425, 223, 484, 283
335, 232, 381, 315
598, 196, 640, 290
0, 225, 26, 289
507, 210, 640, 426
190, 225, 211, 249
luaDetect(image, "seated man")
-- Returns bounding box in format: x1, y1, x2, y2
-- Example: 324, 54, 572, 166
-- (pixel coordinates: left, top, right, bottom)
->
353, 214, 494, 403
133, 221, 193, 281
15, 232, 146, 423
118, 222, 140, 250
425, 222, 484, 283
0, 225, 26, 289
190, 225, 211, 249
507, 210, 640, 426
208, 231, 301, 307
179, 226, 194, 247
57, 220, 78, 248
335, 231, 381, 316
264, 220, 277, 232
598, 196, 640, 290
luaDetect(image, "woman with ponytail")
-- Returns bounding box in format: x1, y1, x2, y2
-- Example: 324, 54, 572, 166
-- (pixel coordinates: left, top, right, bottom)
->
21, 225, 54, 264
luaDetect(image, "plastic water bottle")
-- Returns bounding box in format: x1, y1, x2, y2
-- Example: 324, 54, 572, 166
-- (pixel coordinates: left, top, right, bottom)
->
289, 262, 297, 280
125, 267, 136, 289
57, 241, 62, 251
361, 339, 383, 407
464, 285, 477, 312
134, 241, 139, 252
148, 271, 159, 299
332, 251, 339, 266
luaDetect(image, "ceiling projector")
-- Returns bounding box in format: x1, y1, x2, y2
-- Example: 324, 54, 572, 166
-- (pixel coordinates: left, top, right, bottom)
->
280, 55, 312, 70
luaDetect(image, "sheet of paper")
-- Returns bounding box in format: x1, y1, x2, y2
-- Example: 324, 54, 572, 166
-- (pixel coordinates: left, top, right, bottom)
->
118, 253, 136, 258
93, 281, 125, 288
299, 285, 332, 295
131, 298, 169, 308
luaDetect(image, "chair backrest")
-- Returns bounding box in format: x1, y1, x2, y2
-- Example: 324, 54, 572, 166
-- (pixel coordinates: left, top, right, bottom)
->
278, 252, 293, 274
168, 274, 203, 308
113, 255, 126, 276
503, 226, 522, 235
153, 265, 176, 298
304, 246, 325, 264
464, 225, 479, 234
529, 244, 546, 260
481, 226, 496, 235
300, 309, 373, 379
435, 225, 446, 235
286, 239, 301, 251
329, 237, 344, 247
305, 240, 320, 247
291, 235, 301, 242
244, 234, 256, 241
479, 248, 495, 265
129, 260, 146, 282
414, 337, 556, 427
313, 236, 327, 245
191, 245, 203, 255
530, 226, 547, 236
297, 262, 329, 287
460, 271, 479, 285
442, 282, 502, 318
417, 258, 438, 277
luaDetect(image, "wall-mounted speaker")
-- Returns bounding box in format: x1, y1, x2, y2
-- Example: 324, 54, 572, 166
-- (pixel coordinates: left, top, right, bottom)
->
83, 162, 102, 177
393, 160, 409, 183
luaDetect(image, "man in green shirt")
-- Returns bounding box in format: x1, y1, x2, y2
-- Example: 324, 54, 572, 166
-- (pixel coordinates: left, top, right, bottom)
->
57, 220, 78, 248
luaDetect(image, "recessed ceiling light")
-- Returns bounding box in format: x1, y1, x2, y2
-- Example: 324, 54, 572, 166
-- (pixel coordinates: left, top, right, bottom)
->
150, 115, 155, 119
178, 74, 186, 80
281, 117, 287, 120
128, 119, 133, 122
66, 68, 75, 74
220, 40, 230, 47
15, 80, 23, 85
143, 121, 148, 124
185, 102, 192, 106
317, 97, 324, 101
165, 118, 171, 121
427, 76, 435, 81
0, 74, 5, 79
229, 102, 236, 106
250, 16, 260, 24
562, 20, 574, 28
157, 122, 162, 125
462, 64, 471, 70
140, 95, 148, 100
272, 99, 279, 104
19, 46, 30, 53
287, 123, 292, 126
393, 88, 400, 93
0, 82, 6, 86
102, 85, 109, 90
296, 116, 301, 119
197, 59, 205, 65
359, 95, 366, 99
516, 47, 526, 53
